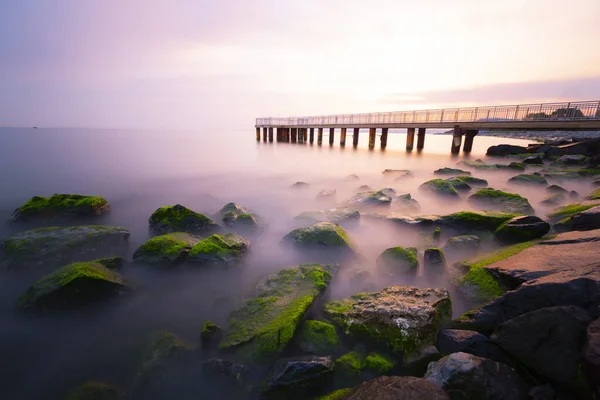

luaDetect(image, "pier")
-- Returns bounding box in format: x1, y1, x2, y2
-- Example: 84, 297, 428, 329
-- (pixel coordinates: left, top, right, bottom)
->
255, 100, 600, 153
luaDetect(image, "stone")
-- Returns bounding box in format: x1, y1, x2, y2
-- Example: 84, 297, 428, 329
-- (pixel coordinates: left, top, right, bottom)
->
292, 182, 309, 188
376, 246, 418, 275
348, 190, 392, 207
540, 193, 567, 206
545, 138, 600, 157
402, 345, 442, 373
507, 173, 548, 186
445, 178, 472, 193
382, 169, 412, 176
317, 189, 337, 199
380, 188, 396, 196
434, 167, 471, 176
65, 382, 126, 400
346, 174, 359, 181
557, 205, 600, 232
395, 193, 421, 213
343, 376, 450, 400
295, 208, 360, 226
201, 358, 248, 386
587, 188, 600, 200
528, 384, 556, 400
437, 329, 509, 365
356, 185, 373, 191
486, 144, 528, 156
187, 233, 250, 265
213, 202, 259, 230
0, 225, 129, 271
219, 264, 337, 363
334, 351, 398, 380
584, 317, 600, 367
200, 320, 223, 349
491, 306, 591, 387
496, 162, 526, 171
261, 356, 334, 399
571, 190, 581, 200
495, 216, 550, 243
425, 352, 529, 400
281, 222, 354, 255
324, 286, 451, 355
546, 184, 568, 194
418, 179, 460, 198
558, 154, 587, 165
424, 248, 446, 267
296, 320, 340, 354
9, 194, 110, 224
444, 235, 481, 256
438, 211, 517, 232
149, 204, 218, 235
132, 232, 200, 266
455, 176, 488, 188
315, 388, 352, 400
523, 155, 544, 165
468, 188, 534, 214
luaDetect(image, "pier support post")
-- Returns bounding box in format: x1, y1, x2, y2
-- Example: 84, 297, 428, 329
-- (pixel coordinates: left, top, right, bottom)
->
268, 127, 273, 143
353, 128, 359, 147
381, 128, 388, 149
318, 128, 323, 145
329, 128, 335, 145
369, 128, 376, 149
256, 127, 261, 141
463, 130, 478, 153
302, 128, 307, 143
298, 128, 303, 144
263, 127, 268, 142
340, 128, 347, 146
309, 128, 314, 144
451, 125, 463, 154
291, 128, 297, 143
406, 128, 415, 150
417, 128, 426, 150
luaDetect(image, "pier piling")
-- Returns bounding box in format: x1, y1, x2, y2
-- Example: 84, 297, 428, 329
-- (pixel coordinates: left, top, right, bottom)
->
368, 128, 376, 149
451, 125, 463, 154
318, 128, 323, 145
416, 128, 426, 150
263, 127, 268, 142
309, 128, 314, 144
329, 128, 335, 145
291, 128, 297, 143
381, 128, 388, 149
353, 128, 359, 147
463, 130, 478, 152
406, 128, 415, 150
340, 128, 347, 146
268, 127, 273, 142
256, 127, 260, 141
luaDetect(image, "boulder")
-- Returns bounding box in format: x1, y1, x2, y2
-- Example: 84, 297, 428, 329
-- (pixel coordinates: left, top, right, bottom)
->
380, 188, 397, 197
324, 286, 451, 355
546, 184, 568, 194
0, 225, 129, 271
540, 193, 566, 206
335, 350, 398, 380
295, 208, 360, 225
434, 167, 471, 176
438, 211, 517, 232
317, 189, 337, 199
18, 257, 131, 311
418, 179, 460, 198
201, 358, 248, 388
343, 376, 450, 400
65, 382, 126, 400
495, 216, 550, 243
262, 356, 334, 399
437, 329, 509, 365
133, 232, 199, 266
571, 190, 581, 200
281, 222, 354, 255
296, 320, 340, 354
187, 233, 250, 265
545, 138, 600, 156
468, 188, 534, 214
507, 173, 548, 186
402, 345, 442, 373
492, 306, 591, 389
558, 154, 587, 165
424, 248, 446, 267
376, 246, 418, 275
292, 182, 309, 188
557, 205, 600, 232
149, 204, 218, 235
200, 321, 223, 349
9, 194, 110, 224
348, 190, 392, 207
315, 388, 352, 399
523, 155, 544, 165
213, 202, 259, 230
587, 188, 600, 201
346, 174, 359, 181
445, 178, 472, 193
444, 235, 481, 256
583, 318, 600, 395
382, 169, 412, 177
455, 176, 488, 188
486, 144, 528, 156
395, 194, 421, 213
356, 185, 373, 191
425, 352, 529, 400
496, 162, 526, 171
219, 264, 336, 363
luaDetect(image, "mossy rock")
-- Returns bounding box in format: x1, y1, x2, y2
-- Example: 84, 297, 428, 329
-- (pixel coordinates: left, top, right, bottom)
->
376, 247, 418, 275
214, 202, 260, 230
335, 351, 365, 378
149, 204, 218, 235
296, 320, 340, 354
507, 173, 548, 186
18, 257, 132, 311
438, 211, 518, 232
546, 184, 568, 194
336, 350, 398, 380
66, 381, 126, 400
424, 248, 446, 267
347, 190, 392, 207
495, 216, 550, 243
10, 194, 110, 224
295, 207, 360, 225
418, 179, 460, 198
496, 162, 526, 171
445, 178, 472, 193
200, 320, 223, 348
458, 159, 498, 170
0, 225, 130, 271
188, 233, 250, 265
315, 388, 352, 400
395, 193, 421, 213
219, 264, 336, 364
456, 176, 488, 188
324, 286, 451, 355
444, 235, 481, 255
468, 188, 534, 214
540, 193, 567, 206
587, 188, 600, 200
133, 232, 200, 266
547, 202, 600, 223
281, 222, 354, 253
434, 167, 471, 176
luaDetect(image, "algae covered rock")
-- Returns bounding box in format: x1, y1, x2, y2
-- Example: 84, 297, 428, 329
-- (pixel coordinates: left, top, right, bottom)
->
281, 222, 354, 253
0, 225, 130, 271
149, 204, 217, 234
468, 188, 534, 214
19, 257, 132, 311
541, 193, 567, 206
546, 184, 568, 194
213, 202, 260, 230
434, 167, 471, 176
66, 381, 126, 400
376, 247, 418, 275
335, 350, 398, 380
296, 320, 340, 354
438, 211, 518, 232
219, 264, 336, 364
507, 173, 548, 186
317, 189, 337, 199
10, 194, 110, 224
262, 356, 334, 399
424, 248, 446, 267
201, 320, 223, 349
395, 193, 421, 212
315, 388, 352, 400
188, 233, 250, 265
418, 179, 460, 198
445, 177, 471, 193
324, 286, 451, 355
133, 232, 199, 266
347, 190, 392, 207
456, 175, 488, 188
343, 376, 450, 400
495, 216, 550, 243
444, 235, 481, 256
295, 207, 360, 225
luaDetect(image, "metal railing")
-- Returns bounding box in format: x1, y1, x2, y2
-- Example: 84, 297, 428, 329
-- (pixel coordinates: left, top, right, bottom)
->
256, 100, 600, 127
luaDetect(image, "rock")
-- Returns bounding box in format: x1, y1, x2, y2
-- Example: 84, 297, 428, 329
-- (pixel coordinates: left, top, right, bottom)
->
380, 188, 397, 197
491, 306, 591, 388
65, 382, 126, 400
438, 211, 517, 232
9, 194, 110, 224
424, 248, 446, 267
546, 138, 600, 156
557, 205, 600, 232
0, 225, 129, 271
487, 144, 528, 156
296, 320, 340, 354
18, 257, 131, 311
262, 356, 334, 399
455, 176, 488, 187
528, 384, 556, 400
149, 204, 218, 235
558, 154, 587, 165
445, 178, 472, 193
425, 352, 528, 400
402, 345, 442, 373
583, 318, 600, 395
496, 162, 526, 171
317, 189, 337, 199
495, 216, 550, 242
432, 227, 442, 246
346, 174, 360, 181
348, 190, 392, 207
314, 388, 352, 399
459, 159, 498, 170
395, 193, 421, 212
292, 182, 309, 188
587, 188, 600, 201
201, 358, 248, 386
281, 222, 354, 255
219, 264, 336, 363
418, 179, 460, 198
444, 235, 481, 256
507, 173, 548, 186
523, 155, 544, 165
187, 233, 250, 265
335, 350, 399, 380
200, 320, 223, 348
133, 232, 200, 266
324, 286, 451, 355
376, 246, 418, 275
382, 169, 412, 177
434, 167, 471, 176
571, 190, 581, 200
540, 193, 567, 206
356, 185, 373, 191
437, 329, 509, 365
213, 202, 259, 230
468, 188, 534, 214
343, 376, 450, 400
295, 208, 360, 225
593, 180, 600, 187
546, 184, 568, 194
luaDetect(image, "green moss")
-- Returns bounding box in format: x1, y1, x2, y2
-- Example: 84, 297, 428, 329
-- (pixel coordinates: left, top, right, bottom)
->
377, 247, 418, 269
456, 176, 488, 187
547, 202, 598, 222
363, 352, 397, 373
315, 388, 352, 400
587, 188, 600, 200
440, 211, 517, 231
149, 204, 216, 234
335, 351, 364, 376
434, 167, 471, 176
13, 194, 109, 222
297, 320, 339, 354
66, 381, 125, 400
468, 188, 534, 214
201, 320, 220, 343
508, 173, 548, 185
188, 233, 248, 264
418, 179, 460, 197
282, 222, 353, 250
132, 232, 197, 265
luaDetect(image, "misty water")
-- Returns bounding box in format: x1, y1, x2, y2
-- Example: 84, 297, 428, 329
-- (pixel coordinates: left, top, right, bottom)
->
0, 128, 591, 399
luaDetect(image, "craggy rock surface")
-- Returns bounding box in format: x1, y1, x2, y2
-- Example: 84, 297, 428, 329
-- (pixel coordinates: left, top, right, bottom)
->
261, 356, 334, 399
437, 329, 510, 365
149, 204, 218, 235
213, 202, 260, 230
557, 205, 600, 232
495, 216, 550, 243
281, 222, 354, 253
348, 190, 392, 207
295, 208, 360, 225
343, 376, 450, 400
133, 232, 200, 266
187, 233, 250, 265
468, 188, 534, 214
9, 193, 110, 224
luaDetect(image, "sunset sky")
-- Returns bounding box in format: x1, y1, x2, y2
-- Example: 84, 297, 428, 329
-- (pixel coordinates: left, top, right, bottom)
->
1, 0, 599, 129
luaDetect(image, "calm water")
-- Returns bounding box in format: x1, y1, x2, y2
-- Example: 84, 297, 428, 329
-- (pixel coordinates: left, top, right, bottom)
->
0, 128, 590, 399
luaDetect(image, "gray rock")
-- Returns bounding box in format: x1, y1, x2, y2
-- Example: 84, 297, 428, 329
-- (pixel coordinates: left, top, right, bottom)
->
316, 189, 336, 199
344, 376, 450, 400
444, 235, 481, 256
419, 179, 460, 198
570, 205, 600, 231
213, 202, 260, 230
292, 181, 309, 188
558, 155, 587, 165
395, 193, 421, 213
487, 144, 528, 156
295, 207, 360, 225
348, 190, 392, 207
540, 193, 567, 206
495, 216, 550, 243
403, 345, 442, 373
437, 329, 510, 365
261, 356, 334, 399
546, 184, 568, 194
523, 155, 544, 165
508, 173, 548, 186
424, 248, 446, 267
445, 178, 472, 193
434, 167, 471, 176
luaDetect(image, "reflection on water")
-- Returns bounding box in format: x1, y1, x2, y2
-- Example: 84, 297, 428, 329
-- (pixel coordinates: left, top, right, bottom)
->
0, 128, 591, 398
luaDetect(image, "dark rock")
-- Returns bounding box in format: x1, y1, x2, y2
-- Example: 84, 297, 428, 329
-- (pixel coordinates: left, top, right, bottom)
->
10, 194, 110, 224
425, 352, 529, 400
201, 358, 248, 382
546, 138, 600, 157
496, 162, 526, 171
558, 155, 588, 165
200, 321, 223, 349
570, 205, 600, 231
66, 381, 126, 400
437, 329, 510, 365
583, 318, 600, 397
317, 189, 336, 199
468, 188, 534, 214
528, 384, 556, 400
540, 193, 567, 206
445, 178, 472, 193
495, 216, 550, 243
546, 184, 568, 194
344, 376, 450, 400
570, 190, 580, 200
444, 235, 481, 256
424, 248, 446, 267
523, 155, 544, 165
149, 204, 218, 235
491, 306, 591, 387
487, 144, 528, 156
292, 181, 309, 188
508, 174, 548, 186
456, 176, 488, 187
434, 167, 471, 176
261, 356, 334, 399
402, 345, 442, 374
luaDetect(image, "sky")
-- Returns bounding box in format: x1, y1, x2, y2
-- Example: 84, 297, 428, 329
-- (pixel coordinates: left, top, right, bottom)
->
0, 0, 599, 129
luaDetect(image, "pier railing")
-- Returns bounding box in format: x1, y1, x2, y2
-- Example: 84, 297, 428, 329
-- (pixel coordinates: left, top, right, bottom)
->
256, 100, 600, 127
